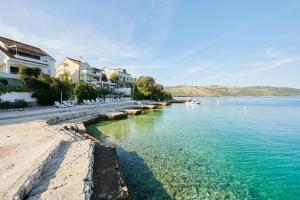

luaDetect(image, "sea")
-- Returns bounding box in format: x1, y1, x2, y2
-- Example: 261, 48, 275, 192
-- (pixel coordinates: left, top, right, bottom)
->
87, 96, 300, 200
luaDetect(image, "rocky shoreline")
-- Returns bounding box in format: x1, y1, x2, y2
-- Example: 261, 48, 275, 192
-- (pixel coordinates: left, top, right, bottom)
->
0, 102, 138, 199
0, 100, 176, 200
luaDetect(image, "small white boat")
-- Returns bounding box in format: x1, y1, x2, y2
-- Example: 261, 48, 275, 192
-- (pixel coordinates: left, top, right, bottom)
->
185, 99, 201, 105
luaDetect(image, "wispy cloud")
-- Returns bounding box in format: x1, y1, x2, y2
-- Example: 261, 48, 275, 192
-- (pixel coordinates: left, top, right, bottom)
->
0, 21, 147, 64
173, 27, 249, 62
184, 62, 213, 75
197, 48, 298, 85
0, 0, 175, 71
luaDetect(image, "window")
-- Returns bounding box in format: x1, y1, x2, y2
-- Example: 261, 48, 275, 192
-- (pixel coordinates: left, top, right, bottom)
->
10, 66, 19, 74
17, 51, 40, 60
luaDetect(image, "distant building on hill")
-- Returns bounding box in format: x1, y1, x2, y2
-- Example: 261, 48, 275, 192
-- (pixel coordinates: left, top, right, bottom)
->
0, 36, 55, 84
55, 57, 117, 90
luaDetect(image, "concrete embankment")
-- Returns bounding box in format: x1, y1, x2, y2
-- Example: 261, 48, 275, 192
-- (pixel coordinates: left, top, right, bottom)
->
0, 101, 139, 200
27, 140, 94, 200
123, 109, 142, 115
0, 100, 173, 200
0, 122, 65, 200
81, 101, 175, 200
92, 144, 129, 200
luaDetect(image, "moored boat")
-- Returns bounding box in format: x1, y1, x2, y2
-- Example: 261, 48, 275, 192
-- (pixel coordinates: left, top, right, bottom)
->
185, 99, 201, 105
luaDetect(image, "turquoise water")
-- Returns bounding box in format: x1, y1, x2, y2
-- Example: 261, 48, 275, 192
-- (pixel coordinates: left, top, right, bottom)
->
87, 97, 300, 199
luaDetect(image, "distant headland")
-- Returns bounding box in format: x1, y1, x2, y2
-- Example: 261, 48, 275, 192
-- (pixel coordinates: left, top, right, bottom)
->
165, 85, 300, 97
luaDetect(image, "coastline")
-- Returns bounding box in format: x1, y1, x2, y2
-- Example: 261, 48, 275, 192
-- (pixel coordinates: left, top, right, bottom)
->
0, 100, 152, 200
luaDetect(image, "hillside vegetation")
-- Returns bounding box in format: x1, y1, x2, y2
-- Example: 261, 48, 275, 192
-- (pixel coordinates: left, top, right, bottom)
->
165, 85, 300, 96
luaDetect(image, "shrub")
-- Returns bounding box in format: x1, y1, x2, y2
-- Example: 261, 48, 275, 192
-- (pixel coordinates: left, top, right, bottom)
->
0, 78, 8, 85
22, 74, 74, 106
13, 99, 28, 108
75, 82, 97, 103
19, 67, 41, 80
96, 87, 111, 97
0, 99, 28, 109
0, 84, 30, 95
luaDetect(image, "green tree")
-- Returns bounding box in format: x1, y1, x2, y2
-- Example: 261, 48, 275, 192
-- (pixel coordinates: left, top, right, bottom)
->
0, 78, 8, 95
96, 87, 111, 97
109, 72, 119, 84
22, 73, 73, 106
58, 73, 74, 99
135, 76, 155, 98
134, 76, 172, 101
0, 78, 8, 85
75, 82, 97, 103
19, 67, 41, 81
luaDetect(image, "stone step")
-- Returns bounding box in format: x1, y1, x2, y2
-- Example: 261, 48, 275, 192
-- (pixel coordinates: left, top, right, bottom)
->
123, 109, 142, 115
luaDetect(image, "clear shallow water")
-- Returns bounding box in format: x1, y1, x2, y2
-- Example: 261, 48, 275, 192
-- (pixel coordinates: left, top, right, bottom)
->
87, 97, 300, 200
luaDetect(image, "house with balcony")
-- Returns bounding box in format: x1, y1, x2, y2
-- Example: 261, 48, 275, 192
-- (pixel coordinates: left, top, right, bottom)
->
102, 67, 134, 87
55, 57, 117, 90
0, 36, 55, 84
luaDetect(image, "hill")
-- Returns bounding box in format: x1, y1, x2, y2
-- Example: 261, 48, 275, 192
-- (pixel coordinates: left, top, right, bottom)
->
165, 85, 300, 97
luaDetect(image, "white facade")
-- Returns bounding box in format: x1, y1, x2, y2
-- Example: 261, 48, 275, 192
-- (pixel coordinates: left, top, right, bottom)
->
0, 36, 55, 83
55, 57, 117, 91
102, 67, 134, 84
115, 87, 132, 95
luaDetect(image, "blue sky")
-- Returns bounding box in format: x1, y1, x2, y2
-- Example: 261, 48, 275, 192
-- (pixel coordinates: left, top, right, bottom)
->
1, 0, 300, 87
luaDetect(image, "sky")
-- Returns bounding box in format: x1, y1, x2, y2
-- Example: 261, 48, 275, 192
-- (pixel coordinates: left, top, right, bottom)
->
0, 0, 300, 87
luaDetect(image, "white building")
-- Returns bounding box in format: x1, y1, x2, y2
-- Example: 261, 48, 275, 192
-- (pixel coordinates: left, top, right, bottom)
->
102, 67, 134, 86
56, 57, 117, 90
0, 36, 55, 84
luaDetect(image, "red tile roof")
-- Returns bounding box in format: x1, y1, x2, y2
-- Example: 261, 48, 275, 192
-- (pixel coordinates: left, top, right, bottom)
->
0, 36, 50, 57
0, 45, 15, 58
66, 57, 82, 65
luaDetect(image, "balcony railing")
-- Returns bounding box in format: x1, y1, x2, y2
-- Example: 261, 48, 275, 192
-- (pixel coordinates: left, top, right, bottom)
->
14, 55, 49, 65
0, 72, 19, 79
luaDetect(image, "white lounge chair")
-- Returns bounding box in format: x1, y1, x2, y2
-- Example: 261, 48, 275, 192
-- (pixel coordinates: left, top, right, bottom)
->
54, 101, 67, 108
68, 100, 75, 106
96, 98, 102, 104
83, 100, 90, 105
63, 100, 73, 107
100, 98, 105, 104
87, 100, 93, 105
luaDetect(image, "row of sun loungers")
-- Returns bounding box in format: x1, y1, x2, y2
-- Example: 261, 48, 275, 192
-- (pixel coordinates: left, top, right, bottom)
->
82, 97, 128, 105
54, 100, 76, 108
54, 98, 131, 108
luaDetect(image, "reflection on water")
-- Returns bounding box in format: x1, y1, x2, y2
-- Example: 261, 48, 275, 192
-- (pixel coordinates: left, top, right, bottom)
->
87, 97, 300, 200
87, 109, 163, 142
